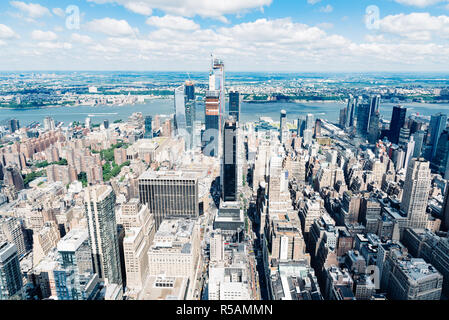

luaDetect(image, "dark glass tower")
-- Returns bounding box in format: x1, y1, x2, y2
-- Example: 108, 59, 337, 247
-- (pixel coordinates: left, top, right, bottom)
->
203, 91, 220, 157
229, 91, 240, 122
356, 102, 370, 136
185, 81, 195, 102
144, 116, 153, 139
389, 105, 407, 144
222, 118, 237, 202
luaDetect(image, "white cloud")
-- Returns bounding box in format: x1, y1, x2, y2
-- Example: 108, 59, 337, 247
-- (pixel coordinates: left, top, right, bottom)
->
307, 0, 322, 4
10, 1, 51, 18
85, 18, 138, 37
319, 5, 333, 13
52, 8, 65, 17
146, 15, 200, 30
37, 42, 72, 50
379, 12, 449, 40
71, 33, 93, 44
394, 0, 449, 7
31, 30, 58, 41
0, 24, 18, 39
86, 0, 272, 20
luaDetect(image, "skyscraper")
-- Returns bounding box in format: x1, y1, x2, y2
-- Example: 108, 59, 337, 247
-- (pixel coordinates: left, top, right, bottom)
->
204, 90, 220, 157
8, 119, 19, 133
144, 116, 153, 139
138, 171, 199, 228
54, 229, 101, 300
367, 95, 380, 132
184, 80, 195, 102
222, 118, 237, 202
389, 105, 407, 144
306, 113, 315, 131
345, 95, 357, 128
0, 242, 23, 300
84, 185, 122, 286
280, 110, 287, 143
203, 57, 225, 158
229, 91, 240, 122
428, 113, 448, 161
356, 101, 370, 136
44, 116, 55, 131
431, 129, 449, 178
3, 166, 24, 191
400, 158, 431, 229
174, 85, 187, 134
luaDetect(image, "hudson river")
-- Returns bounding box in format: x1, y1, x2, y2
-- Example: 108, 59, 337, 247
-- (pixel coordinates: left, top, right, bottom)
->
2, 99, 449, 126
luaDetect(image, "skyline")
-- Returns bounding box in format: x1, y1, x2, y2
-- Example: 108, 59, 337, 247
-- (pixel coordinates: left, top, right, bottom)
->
1, 1, 449, 71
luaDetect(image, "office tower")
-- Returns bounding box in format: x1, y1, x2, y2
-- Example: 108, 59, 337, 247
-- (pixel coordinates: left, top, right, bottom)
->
431, 129, 449, 177
211, 57, 225, 117
229, 91, 240, 122
43, 116, 55, 131
184, 80, 195, 102
367, 95, 380, 131
339, 107, 347, 129
346, 95, 357, 128
356, 101, 370, 136
368, 110, 380, 143
398, 127, 411, 147
119, 199, 155, 295
8, 119, 19, 133
306, 113, 315, 131
85, 117, 91, 129
204, 90, 220, 157
428, 113, 448, 161
443, 187, 449, 231
400, 158, 431, 229
386, 257, 442, 300
0, 242, 23, 300
147, 219, 200, 279
412, 131, 426, 158
174, 85, 187, 135
185, 100, 196, 150
143, 116, 153, 139
389, 105, 407, 144
222, 118, 237, 202
404, 136, 415, 174
0, 217, 27, 258
297, 118, 306, 137
54, 229, 101, 300
3, 166, 24, 191
138, 171, 199, 228
84, 185, 122, 286
279, 110, 287, 143
314, 119, 322, 138
103, 120, 109, 129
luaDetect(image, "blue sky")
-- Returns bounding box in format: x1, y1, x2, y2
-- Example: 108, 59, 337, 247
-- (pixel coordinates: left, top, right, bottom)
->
1, 0, 449, 71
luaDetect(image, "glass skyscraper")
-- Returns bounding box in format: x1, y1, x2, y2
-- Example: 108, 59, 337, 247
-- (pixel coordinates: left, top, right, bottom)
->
0, 242, 23, 300
229, 91, 240, 122
85, 185, 122, 287
144, 116, 153, 139
222, 118, 237, 202
389, 105, 407, 144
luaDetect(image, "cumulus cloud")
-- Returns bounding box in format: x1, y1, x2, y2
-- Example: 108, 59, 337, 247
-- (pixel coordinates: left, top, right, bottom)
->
85, 18, 138, 37
86, 0, 272, 20
52, 8, 65, 17
0, 24, 19, 39
10, 1, 51, 18
394, 0, 449, 7
31, 30, 58, 41
378, 12, 449, 41
146, 15, 200, 30
71, 33, 93, 44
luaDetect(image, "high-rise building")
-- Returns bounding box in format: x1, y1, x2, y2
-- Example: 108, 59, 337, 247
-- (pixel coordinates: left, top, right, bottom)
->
138, 171, 199, 228
428, 113, 448, 161
103, 119, 109, 130
367, 95, 380, 132
54, 229, 101, 300
3, 166, 24, 191
222, 118, 237, 202
8, 119, 19, 133
345, 95, 357, 128
389, 105, 407, 144
339, 107, 347, 129
144, 116, 153, 139
204, 90, 220, 157
229, 91, 240, 122
43, 116, 55, 131
184, 80, 195, 102
431, 129, 449, 177
356, 101, 370, 136
174, 85, 187, 135
400, 158, 431, 230
306, 114, 315, 131
0, 242, 23, 300
84, 185, 122, 286
412, 131, 426, 158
